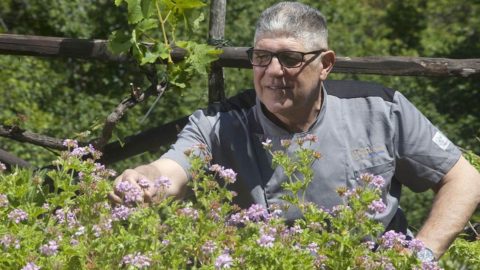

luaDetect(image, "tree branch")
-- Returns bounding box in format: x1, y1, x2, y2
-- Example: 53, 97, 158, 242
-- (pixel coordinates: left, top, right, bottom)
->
0, 125, 67, 150
0, 148, 31, 169
93, 65, 167, 150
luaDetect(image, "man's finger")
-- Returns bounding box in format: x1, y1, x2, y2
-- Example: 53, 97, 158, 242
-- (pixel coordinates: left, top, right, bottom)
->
108, 191, 123, 205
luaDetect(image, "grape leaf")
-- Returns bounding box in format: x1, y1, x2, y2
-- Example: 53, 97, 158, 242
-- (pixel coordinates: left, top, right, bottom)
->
127, 0, 144, 24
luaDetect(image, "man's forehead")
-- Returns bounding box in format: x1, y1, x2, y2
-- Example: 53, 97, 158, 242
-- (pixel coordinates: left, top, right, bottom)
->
254, 36, 306, 51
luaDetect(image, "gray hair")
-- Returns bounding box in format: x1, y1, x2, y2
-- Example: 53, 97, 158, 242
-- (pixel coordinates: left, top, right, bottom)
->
254, 2, 328, 50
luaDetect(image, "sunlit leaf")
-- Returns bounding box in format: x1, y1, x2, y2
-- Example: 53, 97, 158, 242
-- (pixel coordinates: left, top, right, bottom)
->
136, 18, 158, 32
127, 0, 143, 24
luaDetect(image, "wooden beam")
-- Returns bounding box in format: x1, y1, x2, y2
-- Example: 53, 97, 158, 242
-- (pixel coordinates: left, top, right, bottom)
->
207, 0, 227, 103
1, 34, 480, 77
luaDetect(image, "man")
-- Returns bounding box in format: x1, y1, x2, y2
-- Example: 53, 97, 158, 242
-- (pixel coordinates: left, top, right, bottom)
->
110, 1, 480, 260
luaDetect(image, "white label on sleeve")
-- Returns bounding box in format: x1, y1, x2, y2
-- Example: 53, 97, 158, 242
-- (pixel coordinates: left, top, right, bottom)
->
432, 131, 450, 151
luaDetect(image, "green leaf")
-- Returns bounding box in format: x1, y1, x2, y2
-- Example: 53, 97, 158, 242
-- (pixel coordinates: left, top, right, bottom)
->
141, 0, 154, 18
177, 41, 222, 75
192, 12, 204, 30
127, 0, 143, 24
136, 18, 158, 32
140, 50, 159, 65
114, 0, 124, 6
108, 31, 132, 54
174, 0, 206, 10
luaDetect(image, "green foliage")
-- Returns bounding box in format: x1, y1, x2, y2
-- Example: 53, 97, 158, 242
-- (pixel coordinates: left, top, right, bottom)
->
109, 0, 221, 91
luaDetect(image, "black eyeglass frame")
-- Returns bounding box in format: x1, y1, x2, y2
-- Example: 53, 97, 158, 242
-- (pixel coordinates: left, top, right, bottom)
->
246, 47, 326, 68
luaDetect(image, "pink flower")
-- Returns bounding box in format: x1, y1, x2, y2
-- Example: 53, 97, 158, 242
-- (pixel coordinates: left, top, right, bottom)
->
21, 262, 40, 270
62, 139, 78, 149
8, 209, 28, 224
154, 176, 172, 189
371, 175, 385, 189
121, 253, 152, 268
257, 233, 275, 248
201, 240, 217, 255
215, 253, 233, 269
111, 205, 133, 221
39, 240, 58, 256
368, 199, 387, 213
246, 204, 268, 222
219, 168, 237, 184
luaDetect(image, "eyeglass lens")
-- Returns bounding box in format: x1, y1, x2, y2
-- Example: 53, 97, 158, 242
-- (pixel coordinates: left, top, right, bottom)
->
249, 50, 304, 68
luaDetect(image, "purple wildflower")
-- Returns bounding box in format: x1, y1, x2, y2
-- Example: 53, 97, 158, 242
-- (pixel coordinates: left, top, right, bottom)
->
1, 234, 20, 249
257, 233, 275, 248
70, 146, 89, 157
115, 181, 143, 204
246, 204, 268, 222
371, 175, 385, 188
8, 209, 28, 224
201, 240, 217, 255
137, 178, 151, 189
111, 205, 133, 221
209, 164, 223, 173
21, 262, 40, 270
161, 239, 170, 245
380, 230, 407, 249
39, 240, 59, 256
93, 219, 112, 237
219, 168, 237, 184
306, 242, 319, 255
228, 212, 248, 225
214, 253, 233, 269
0, 193, 9, 207
407, 238, 425, 252
178, 207, 199, 220
121, 253, 152, 269
154, 176, 172, 189
54, 208, 78, 226
62, 139, 78, 149
290, 225, 303, 234
368, 199, 387, 213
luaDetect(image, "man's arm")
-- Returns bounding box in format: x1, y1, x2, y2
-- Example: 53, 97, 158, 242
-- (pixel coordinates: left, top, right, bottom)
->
415, 155, 480, 258
109, 158, 188, 204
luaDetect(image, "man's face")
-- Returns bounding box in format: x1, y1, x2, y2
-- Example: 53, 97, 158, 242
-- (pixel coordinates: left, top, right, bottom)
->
253, 37, 329, 121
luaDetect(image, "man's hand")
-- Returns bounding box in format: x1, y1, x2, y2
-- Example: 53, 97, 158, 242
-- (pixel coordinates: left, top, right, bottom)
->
108, 158, 188, 205
108, 169, 160, 205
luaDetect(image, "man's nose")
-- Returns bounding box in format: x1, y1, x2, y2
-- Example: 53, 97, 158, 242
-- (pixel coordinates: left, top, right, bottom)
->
265, 56, 284, 75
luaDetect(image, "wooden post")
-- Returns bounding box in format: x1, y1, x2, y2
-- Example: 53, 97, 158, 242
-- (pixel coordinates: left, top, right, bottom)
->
207, 0, 227, 103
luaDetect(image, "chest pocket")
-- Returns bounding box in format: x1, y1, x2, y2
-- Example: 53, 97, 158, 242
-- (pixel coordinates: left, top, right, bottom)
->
351, 161, 395, 189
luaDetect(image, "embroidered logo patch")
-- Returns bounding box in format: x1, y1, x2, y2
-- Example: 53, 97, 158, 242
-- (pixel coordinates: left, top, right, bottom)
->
432, 131, 450, 150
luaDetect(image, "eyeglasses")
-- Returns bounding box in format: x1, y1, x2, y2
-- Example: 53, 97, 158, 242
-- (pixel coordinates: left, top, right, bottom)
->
246, 48, 325, 68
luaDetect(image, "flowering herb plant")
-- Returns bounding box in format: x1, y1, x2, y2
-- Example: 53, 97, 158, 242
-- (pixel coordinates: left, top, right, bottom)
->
0, 138, 474, 269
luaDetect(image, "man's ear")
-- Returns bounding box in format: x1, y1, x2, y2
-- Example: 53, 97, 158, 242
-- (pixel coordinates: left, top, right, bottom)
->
320, 50, 336, 80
